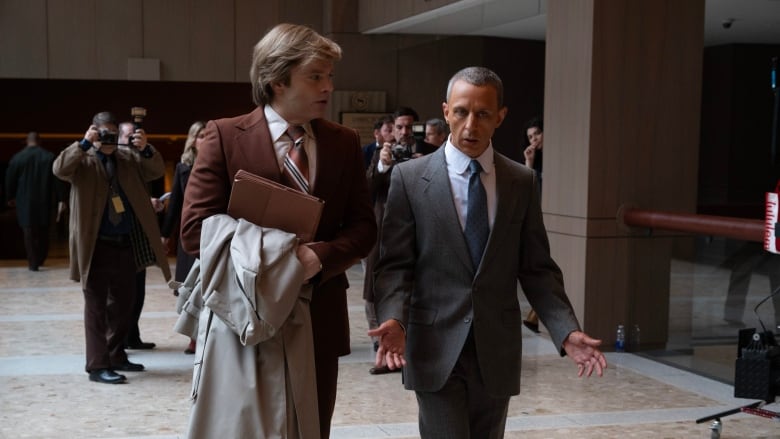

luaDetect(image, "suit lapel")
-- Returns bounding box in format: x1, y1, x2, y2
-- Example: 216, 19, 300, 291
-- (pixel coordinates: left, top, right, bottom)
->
233, 107, 282, 183
480, 155, 521, 270
421, 148, 474, 270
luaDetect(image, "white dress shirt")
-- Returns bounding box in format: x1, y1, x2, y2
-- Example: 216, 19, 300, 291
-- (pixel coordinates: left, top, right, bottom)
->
444, 140, 497, 232
264, 105, 317, 187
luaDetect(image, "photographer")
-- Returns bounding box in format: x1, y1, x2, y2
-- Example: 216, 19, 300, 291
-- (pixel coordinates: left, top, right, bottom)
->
363, 106, 437, 374
52, 111, 172, 385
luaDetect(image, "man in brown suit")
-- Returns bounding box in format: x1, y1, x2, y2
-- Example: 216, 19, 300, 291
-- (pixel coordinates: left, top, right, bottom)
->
53, 111, 172, 385
180, 23, 376, 438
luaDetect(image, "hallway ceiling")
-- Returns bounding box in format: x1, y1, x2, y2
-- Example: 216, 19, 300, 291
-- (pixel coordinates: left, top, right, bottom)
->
363, 0, 780, 47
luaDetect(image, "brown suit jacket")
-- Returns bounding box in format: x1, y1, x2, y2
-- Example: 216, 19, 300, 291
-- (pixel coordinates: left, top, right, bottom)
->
181, 106, 376, 356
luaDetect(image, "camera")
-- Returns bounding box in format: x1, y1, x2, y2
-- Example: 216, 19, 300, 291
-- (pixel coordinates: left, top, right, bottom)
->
391, 143, 413, 162
98, 128, 118, 145
734, 328, 780, 402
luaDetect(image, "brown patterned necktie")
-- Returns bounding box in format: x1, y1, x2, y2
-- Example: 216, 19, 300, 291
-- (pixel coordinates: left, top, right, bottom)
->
283, 125, 309, 193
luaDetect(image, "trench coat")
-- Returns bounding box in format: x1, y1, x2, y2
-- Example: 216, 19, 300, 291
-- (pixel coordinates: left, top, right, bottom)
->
183, 214, 319, 439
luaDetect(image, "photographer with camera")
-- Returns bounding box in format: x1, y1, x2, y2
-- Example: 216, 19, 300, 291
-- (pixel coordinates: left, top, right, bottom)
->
52, 111, 172, 385
363, 106, 437, 374
118, 121, 163, 352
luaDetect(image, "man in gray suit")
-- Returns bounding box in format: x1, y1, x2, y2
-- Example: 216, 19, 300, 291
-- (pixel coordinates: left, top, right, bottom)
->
370, 66, 607, 438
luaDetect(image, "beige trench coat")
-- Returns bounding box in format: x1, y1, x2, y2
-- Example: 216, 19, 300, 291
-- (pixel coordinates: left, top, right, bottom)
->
52, 141, 172, 287
183, 215, 319, 439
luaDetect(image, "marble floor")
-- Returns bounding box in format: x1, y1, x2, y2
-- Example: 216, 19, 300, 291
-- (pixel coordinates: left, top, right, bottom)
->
1, 258, 779, 438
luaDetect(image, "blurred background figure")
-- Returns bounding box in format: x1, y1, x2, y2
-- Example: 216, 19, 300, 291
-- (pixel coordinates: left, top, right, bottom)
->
162, 120, 205, 354
5, 132, 64, 271
424, 117, 449, 147
362, 115, 394, 170
118, 121, 161, 351
522, 116, 544, 191
520, 116, 543, 333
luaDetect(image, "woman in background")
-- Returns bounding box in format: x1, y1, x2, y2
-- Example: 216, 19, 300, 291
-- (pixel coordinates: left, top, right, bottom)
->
162, 120, 205, 353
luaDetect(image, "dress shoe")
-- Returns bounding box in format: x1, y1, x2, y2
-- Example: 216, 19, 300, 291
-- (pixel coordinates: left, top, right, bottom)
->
89, 369, 127, 384
126, 340, 156, 350
369, 365, 401, 375
523, 320, 540, 334
112, 360, 145, 372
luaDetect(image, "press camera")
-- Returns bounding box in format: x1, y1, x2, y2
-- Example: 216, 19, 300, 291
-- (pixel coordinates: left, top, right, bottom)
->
98, 128, 118, 145
391, 143, 413, 162
734, 328, 780, 402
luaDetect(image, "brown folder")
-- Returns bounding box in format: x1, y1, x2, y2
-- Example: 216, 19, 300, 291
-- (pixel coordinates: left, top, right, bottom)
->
227, 169, 324, 242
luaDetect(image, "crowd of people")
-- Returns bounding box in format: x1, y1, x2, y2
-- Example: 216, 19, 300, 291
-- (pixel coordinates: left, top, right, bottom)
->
3, 22, 607, 439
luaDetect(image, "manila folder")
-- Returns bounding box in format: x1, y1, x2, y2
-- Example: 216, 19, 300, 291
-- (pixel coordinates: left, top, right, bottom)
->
227, 169, 324, 242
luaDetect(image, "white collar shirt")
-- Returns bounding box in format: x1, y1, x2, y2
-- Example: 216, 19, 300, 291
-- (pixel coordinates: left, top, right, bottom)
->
444, 138, 497, 231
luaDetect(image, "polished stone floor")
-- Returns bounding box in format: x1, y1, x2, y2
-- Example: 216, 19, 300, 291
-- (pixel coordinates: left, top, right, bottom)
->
1, 258, 779, 438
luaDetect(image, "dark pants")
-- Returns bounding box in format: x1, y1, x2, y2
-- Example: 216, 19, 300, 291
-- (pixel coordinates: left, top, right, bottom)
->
22, 225, 49, 270
314, 345, 339, 439
83, 238, 136, 372
415, 333, 510, 439
125, 269, 146, 345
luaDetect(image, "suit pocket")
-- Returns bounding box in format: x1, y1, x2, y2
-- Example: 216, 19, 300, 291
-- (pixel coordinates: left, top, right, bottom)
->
408, 307, 437, 326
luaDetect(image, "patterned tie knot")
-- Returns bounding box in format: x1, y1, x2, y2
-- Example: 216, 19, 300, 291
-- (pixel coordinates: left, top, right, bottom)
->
287, 125, 305, 144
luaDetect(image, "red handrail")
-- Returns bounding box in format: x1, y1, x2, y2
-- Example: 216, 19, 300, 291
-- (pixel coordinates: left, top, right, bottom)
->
621, 207, 764, 243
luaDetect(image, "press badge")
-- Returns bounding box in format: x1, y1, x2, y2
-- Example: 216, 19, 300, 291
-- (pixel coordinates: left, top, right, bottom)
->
111, 195, 126, 213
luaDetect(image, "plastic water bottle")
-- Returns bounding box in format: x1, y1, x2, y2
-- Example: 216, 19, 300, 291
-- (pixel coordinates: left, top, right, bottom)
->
615, 324, 626, 352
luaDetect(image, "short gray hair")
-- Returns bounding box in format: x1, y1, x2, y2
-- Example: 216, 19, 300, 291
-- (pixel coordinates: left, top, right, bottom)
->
445, 66, 504, 108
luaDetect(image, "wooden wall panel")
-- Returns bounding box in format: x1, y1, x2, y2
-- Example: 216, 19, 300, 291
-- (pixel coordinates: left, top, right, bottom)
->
45, 0, 142, 79
235, 0, 280, 84
0, 0, 47, 78
190, 0, 236, 82
47, 0, 97, 79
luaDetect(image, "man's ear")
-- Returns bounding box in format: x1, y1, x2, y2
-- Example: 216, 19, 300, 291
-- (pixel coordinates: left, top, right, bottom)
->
495, 106, 508, 128
442, 102, 449, 124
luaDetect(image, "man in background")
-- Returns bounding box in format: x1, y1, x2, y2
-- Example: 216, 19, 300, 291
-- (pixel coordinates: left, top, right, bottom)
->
5, 132, 64, 271
118, 121, 159, 350
362, 115, 394, 170
424, 117, 449, 147
53, 111, 171, 384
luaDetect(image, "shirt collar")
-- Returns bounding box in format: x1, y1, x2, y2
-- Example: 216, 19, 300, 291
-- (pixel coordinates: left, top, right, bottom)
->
444, 139, 494, 176
264, 105, 312, 142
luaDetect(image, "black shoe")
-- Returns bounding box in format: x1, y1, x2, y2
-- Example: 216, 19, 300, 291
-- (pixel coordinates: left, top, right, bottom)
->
126, 340, 156, 350
369, 365, 401, 375
89, 369, 127, 384
523, 320, 540, 334
112, 360, 145, 372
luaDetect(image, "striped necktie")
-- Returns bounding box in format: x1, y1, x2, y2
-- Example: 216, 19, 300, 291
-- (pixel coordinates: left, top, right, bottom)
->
283, 125, 309, 193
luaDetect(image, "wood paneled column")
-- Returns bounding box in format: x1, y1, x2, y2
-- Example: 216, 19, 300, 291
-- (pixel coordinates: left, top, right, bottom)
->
543, 0, 704, 349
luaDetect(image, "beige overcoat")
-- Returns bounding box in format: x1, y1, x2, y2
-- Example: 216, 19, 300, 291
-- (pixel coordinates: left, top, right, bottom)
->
183, 214, 319, 439
52, 141, 172, 287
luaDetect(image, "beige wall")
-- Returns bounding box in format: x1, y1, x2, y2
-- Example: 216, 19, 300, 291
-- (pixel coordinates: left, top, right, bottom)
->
544, 0, 704, 344
0, 0, 323, 82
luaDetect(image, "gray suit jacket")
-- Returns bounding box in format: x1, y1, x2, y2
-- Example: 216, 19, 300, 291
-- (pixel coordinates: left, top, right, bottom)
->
373, 147, 580, 397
